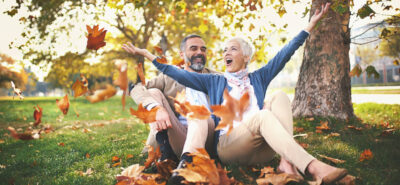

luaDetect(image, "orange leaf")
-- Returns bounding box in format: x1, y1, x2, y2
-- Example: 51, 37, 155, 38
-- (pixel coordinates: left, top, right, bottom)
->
86, 84, 117, 103
136, 62, 146, 85
130, 104, 159, 124
58, 142, 65, 147
126, 154, 134, 159
86, 153, 90, 158
256, 173, 303, 185
86, 25, 107, 50
171, 57, 185, 68
72, 75, 89, 97
7, 127, 35, 140
156, 56, 168, 64
112, 156, 120, 162
359, 149, 373, 162
259, 166, 275, 178
154, 46, 163, 55
347, 125, 363, 131
113, 162, 121, 167
316, 121, 330, 130
171, 90, 211, 120
156, 159, 177, 181
144, 145, 161, 168
33, 105, 42, 127
113, 61, 128, 91
212, 89, 250, 136
56, 95, 70, 115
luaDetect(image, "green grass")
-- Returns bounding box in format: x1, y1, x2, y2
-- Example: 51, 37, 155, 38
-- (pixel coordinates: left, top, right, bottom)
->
0, 97, 399, 184
268, 87, 400, 94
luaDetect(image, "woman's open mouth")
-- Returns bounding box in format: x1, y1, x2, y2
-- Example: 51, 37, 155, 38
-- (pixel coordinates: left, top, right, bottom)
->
226, 59, 233, 65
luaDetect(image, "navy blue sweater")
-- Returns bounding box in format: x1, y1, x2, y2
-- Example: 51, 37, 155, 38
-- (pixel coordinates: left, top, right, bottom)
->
152, 30, 309, 157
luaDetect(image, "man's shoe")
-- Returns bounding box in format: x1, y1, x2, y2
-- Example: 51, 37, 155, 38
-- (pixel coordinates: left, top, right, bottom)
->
156, 130, 178, 162
168, 153, 192, 184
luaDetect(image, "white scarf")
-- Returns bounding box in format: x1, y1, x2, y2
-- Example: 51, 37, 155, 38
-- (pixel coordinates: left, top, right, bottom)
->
224, 68, 251, 95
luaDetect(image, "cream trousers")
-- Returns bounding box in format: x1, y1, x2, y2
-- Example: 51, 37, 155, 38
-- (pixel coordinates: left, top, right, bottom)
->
217, 91, 315, 173
144, 88, 215, 157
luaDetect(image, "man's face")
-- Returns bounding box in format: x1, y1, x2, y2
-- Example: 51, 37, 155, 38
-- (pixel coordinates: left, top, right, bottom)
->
182, 37, 207, 72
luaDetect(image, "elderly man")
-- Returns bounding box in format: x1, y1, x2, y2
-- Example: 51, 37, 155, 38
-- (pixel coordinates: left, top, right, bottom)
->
123, 34, 218, 172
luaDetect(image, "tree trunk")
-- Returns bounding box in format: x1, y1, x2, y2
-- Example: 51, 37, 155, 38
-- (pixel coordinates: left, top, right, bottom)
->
292, 0, 354, 120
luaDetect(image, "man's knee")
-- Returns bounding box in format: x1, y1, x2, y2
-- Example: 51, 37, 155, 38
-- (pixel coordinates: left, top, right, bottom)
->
148, 88, 164, 97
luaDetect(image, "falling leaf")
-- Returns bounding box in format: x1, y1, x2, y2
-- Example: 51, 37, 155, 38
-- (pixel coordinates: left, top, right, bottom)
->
58, 142, 65, 147
114, 61, 128, 109
393, 59, 399, 66
136, 62, 146, 86
365, 65, 380, 79
318, 154, 345, 164
10, 81, 24, 100
33, 105, 42, 127
349, 64, 362, 77
86, 25, 107, 50
277, 7, 287, 18
7, 127, 36, 140
72, 74, 89, 97
171, 57, 185, 68
130, 104, 159, 124
56, 94, 70, 115
359, 149, 373, 162
212, 89, 250, 136
156, 56, 168, 64
154, 46, 163, 55
126, 154, 134, 159
170, 90, 211, 120
144, 145, 161, 168
86, 84, 117, 103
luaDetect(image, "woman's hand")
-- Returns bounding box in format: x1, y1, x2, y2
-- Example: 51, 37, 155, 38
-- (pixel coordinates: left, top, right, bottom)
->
122, 42, 157, 61
305, 3, 331, 33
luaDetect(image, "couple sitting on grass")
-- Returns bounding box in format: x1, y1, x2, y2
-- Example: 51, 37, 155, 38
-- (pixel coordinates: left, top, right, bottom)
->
122, 3, 351, 184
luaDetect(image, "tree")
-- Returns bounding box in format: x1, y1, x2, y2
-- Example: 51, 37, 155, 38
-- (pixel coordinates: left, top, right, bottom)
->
379, 14, 400, 60
0, 53, 28, 91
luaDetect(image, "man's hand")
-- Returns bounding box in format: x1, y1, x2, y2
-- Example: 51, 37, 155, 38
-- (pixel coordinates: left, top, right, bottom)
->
122, 42, 157, 61
154, 106, 172, 131
305, 3, 331, 33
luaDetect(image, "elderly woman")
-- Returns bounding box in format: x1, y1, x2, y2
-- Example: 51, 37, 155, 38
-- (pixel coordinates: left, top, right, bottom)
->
124, 3, 350, 184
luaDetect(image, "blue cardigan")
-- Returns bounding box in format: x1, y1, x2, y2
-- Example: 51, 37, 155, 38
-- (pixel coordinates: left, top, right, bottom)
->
152, 30, 309, 157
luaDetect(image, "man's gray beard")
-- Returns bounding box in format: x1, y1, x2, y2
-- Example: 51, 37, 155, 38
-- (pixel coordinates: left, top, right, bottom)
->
184, 55, 206, 72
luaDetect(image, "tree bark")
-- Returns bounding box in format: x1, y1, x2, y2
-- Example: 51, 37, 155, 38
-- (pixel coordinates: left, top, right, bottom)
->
292, 0, 354, 120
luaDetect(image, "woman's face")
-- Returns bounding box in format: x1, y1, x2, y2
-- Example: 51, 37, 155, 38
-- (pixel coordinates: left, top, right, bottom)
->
223, 41, 248, 73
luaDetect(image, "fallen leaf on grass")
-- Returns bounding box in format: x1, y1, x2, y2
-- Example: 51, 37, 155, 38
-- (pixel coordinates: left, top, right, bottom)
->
144, 145, 161, 168
379, 129, 395, 136
86, 25, 107, 50
298, 142, 309, 149
318, 154, 345, 164
359, 149, 373, 162
113, 162, 121, 167
86, 153, 90, 159
126, 154, 134, 159
259, 166, 275, 178
212, 89, 250, 136
316, 121, 330, 130
239, 167, 254, 182
305, 117, 314, 121
323, 132, 340, 139
130, 104, 159, 124
58, 142, 65, 147
155, 159, 177, 181
7, 127, 37, 140
112, 156, 120, 162
170, 90, 211, 120
347, 125, 363, 131
33, 105, 42, 127
257, 173, 303, 185
115, 164, 163, 185
56, 94, 70, 115
86, 84, 117, 103
294, 127, 305, 133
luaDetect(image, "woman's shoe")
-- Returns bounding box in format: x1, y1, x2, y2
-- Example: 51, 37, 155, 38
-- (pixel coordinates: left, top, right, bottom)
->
321, 168, 348, 184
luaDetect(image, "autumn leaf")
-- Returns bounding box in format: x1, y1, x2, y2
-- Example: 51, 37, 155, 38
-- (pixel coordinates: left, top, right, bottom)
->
277, 6, 287, 18
33, 105, 42, 127
115, 164, 163, 185
58, 142, 65, 147
56, 94, 70, 115
86, 84, 117, 103
357, 4, 375, 19
171, 57, 185, 68
144, 145, 161, 168
136, 62, 146, 86
114, 61, 128, 110
174, 148, 220, 184
113, 162, 121, 167
212, 89, 250, 136
112, 156, 120, 162
10, 81, 24, 100
365, 65, 380, 79
316, 121, 330, 131
379, 128, 395, 136
349, 64, 362, 77
170, 90, 211, 120
86, 153, 90, 159
86, 25, 107, 50
7, 127, 37, 140
259, 166, 275, 178
347, 125, 363, 131
318, 154, 345, 164
72, 74, 88, 97
126, 154, 134, 159
393, 59, 399, 66
130, 104, 159, 124
156, 56, 168, 64
156, 159, 177, 181
256, 173, 303, 185
359, 149, 373, 162
154, 46, 163, 55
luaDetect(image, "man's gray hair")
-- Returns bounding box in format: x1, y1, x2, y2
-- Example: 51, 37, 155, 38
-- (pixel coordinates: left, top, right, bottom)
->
226, 37, 254, 63
180, 34, 203, 51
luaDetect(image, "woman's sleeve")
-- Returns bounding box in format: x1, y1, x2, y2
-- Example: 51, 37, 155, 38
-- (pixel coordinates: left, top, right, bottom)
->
152, 59, 211, 93
255, 30, 309, 83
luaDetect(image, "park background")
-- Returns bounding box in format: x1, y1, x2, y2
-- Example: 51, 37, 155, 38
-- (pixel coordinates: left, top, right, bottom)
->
0, 0, 399, 184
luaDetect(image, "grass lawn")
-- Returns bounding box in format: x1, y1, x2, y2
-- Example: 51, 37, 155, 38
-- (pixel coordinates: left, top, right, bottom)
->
267, 87, 400, 94
0, 96, 399, 184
